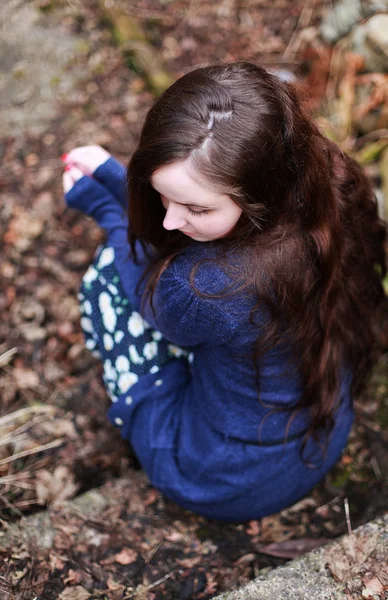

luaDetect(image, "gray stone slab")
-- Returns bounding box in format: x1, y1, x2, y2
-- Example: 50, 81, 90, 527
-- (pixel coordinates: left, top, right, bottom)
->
213, 514, 387, 600
2, 488, 108, 550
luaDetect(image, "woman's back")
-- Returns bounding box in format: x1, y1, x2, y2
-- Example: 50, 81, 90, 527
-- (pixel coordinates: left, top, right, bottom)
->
153, 239, 352, 443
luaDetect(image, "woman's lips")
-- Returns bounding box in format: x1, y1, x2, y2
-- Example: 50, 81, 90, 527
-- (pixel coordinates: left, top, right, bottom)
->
181, 231, 195, 235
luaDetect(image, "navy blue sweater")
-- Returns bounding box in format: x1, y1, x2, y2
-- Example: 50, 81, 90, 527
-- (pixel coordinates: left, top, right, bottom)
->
66, 157, 354, 521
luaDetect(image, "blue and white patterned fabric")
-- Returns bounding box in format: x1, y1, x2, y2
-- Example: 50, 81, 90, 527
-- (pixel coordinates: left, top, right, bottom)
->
66, 157, 355, 522
78, 243, 190, 403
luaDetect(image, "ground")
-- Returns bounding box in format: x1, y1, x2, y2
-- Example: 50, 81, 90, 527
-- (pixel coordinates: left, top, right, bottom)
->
0, 0, 387, 599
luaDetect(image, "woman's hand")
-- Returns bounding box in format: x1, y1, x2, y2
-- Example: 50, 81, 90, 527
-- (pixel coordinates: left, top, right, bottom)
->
62, 145, 128, 210
62, 165, 85, 194
62, 145, 111, 194
62, 145, 111, 176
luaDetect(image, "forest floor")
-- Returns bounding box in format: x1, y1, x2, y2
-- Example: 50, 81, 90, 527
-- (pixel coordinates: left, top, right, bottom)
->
0, 0, 387, 598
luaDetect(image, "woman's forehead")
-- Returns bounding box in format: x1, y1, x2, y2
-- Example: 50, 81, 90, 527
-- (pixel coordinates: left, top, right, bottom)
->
151, 161, 226, 203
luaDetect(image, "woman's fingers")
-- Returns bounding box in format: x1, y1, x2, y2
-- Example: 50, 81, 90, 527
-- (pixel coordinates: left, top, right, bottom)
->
63, 165, 85, 194
63, 145, 111, 176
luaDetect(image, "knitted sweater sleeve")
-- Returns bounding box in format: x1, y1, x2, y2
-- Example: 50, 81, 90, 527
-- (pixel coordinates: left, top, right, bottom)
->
65, 174, 151, 313
140, 260, 238, 347
65, 175, 237, 347
93, 157, 128, 210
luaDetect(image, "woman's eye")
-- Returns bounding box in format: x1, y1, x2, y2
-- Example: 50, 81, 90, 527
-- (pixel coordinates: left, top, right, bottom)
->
188, 207, 209, 216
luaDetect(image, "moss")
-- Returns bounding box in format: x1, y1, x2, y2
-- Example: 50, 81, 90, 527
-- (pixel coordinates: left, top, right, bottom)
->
74, 40, 90, 55
124, 52, 143, 76
12, 67, 27, 79
376, 397, 388, 428
50, 75, 61, 88
83, 102, 94, 115
330, 464, 352, 488
196, 526, 211, 540
382, 274, 388, 296
37, 0, 55, 13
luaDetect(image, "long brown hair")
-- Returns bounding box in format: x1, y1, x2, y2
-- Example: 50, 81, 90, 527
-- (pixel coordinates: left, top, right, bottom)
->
126, 61, 387, 451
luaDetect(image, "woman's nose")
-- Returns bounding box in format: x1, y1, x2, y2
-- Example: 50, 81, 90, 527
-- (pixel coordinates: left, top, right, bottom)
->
163, 204, 187, 231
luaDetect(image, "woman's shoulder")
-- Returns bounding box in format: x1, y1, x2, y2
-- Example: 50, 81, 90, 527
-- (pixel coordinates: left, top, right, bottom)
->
162, 243, 259, 329
170, 241, 247, 297
147, 242, 247, 346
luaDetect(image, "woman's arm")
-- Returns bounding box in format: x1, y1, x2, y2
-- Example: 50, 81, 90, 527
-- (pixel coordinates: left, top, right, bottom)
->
65, 173, 152, 312
138, 254, 239, 347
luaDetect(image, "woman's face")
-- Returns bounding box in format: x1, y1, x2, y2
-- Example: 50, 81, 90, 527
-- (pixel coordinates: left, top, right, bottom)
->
151, 160, 242, 242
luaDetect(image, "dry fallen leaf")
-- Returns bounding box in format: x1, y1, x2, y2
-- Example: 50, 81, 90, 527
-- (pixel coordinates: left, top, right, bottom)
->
325, 551, 352, 582
63, 569, 85, 585
36, 465, 79, 506
107, 576, 124, 591
10, 568, 28, 583
12, 368, 40, 390
39, 418, 77, 439
324, 532, 379, 582
10, 549, 30, 560
165, 531, 185, 542
58, 586, 91, 600
362, 577, 384, 595
4, 208, 45, 252
49, 554, 66, 572
245, 520, 260, 536
262, 514, 306, 542
258, 538, 330, 559
114, 547, 138, 565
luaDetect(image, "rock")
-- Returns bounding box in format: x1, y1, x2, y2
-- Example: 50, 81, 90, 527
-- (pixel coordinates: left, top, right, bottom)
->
351, 14, 388, 73
364, 14, 388, 63
214, 515, 388, 600
320, 5, 388, 73
0, 0, 82, 136
2, 488, 108, 550
320, 0, 388, 45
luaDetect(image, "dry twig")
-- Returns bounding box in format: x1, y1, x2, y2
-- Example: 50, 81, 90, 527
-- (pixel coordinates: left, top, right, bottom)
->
344, 497, 352, 536
123, 572, 174, 599
0, 439, 64, 467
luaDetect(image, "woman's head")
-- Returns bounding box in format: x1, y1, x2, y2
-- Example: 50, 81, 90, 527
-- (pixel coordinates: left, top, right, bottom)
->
128, 61, 323, 248
151, 160, 242, 242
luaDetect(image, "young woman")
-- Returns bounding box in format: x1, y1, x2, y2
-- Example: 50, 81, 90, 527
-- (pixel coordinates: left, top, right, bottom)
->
63, 61, 387, 522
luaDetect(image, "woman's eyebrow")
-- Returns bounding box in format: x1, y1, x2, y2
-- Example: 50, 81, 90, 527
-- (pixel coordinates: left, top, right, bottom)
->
175, 200, 212, 209
150, 183, 213, 209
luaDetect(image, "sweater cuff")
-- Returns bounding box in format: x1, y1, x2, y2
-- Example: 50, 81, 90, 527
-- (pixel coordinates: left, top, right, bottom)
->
94, 157, 128, 210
